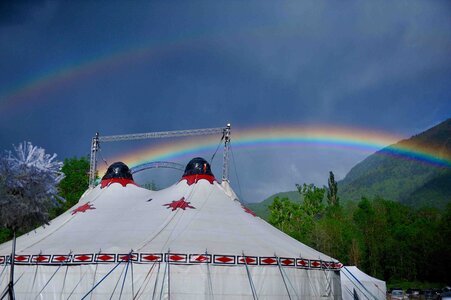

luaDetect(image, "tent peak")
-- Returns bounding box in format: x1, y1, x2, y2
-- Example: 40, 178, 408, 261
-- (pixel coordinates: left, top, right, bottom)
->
181, 157, 216, 185
100, 162, 137, 188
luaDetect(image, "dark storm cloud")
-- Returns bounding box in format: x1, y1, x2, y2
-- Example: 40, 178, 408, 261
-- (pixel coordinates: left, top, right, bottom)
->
211, 1, 451, 130
0, 1, 53, 25
0, 1, 450, 201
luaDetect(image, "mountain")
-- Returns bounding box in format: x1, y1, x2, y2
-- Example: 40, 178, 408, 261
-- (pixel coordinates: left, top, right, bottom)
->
339, 118, 451, 208
250, 119, 451, 218
246, 191, 301, 220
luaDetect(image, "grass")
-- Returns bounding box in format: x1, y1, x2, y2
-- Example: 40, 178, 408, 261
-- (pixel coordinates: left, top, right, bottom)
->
387, 280, 446, 290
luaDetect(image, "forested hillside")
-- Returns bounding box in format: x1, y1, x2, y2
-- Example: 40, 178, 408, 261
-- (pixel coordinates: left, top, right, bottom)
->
246, 120, 451, 285
266, 180, 451, 285
339, 119, 451, 208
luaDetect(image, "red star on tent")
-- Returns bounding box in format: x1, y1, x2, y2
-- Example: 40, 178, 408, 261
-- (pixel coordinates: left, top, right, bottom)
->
163, 197, 195, 211
71, 202, 96, 215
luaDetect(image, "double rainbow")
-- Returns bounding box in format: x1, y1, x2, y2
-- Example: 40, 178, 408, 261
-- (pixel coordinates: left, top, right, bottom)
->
97, 125, 450, 175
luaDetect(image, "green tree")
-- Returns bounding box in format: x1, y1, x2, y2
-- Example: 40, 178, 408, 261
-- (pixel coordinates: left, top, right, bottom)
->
269, 197, 303, 238
377, 199, 414, 281
351, 197, 425, 282
296, 183, 326, 218
353, 197, 382, 277
437, 203, 451, 283
297, 183, 326, 245
313, 203, 363, 266
327, 171, 339, 206
269, 183, 327, 246
264, 172, 451, 285
54, 156, 90, 216
0, 227, 12, 244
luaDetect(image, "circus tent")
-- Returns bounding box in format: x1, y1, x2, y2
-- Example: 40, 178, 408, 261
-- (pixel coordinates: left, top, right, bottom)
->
341, 266, 386, 300
0, 158, 342, 299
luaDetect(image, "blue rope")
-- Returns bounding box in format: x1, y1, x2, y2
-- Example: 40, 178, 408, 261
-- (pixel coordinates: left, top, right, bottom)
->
345, 266, 377, 299
0, 286, 9, 300
342, 267, 375, 300
109, 262, 127, 299
118, 256, 131, 299
81, 261, 122, 300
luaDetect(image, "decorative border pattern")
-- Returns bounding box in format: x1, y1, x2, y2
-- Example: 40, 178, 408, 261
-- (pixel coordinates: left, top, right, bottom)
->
189, 254, 211, 263
118, 253, 138, 262
73, 254, 93, 263
140, 253, 163, 262
95, 253, 116, 263
52, 255, 71, 263
0, 253, 342, 270
213, 254, 236, 265
165, 253, 187, 263
32, 255, 51, 263
237, 256, 258, 265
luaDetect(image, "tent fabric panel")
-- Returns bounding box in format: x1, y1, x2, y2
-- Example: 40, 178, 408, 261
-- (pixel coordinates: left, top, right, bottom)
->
1, 264, 341, 299
0, 174, 343, 299
1, 181, 336, 261
341, 266, 386, 300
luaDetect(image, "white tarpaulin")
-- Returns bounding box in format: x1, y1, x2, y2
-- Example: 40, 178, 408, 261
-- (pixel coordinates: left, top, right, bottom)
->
341, 266, 386, 300
0, 162, 342, 299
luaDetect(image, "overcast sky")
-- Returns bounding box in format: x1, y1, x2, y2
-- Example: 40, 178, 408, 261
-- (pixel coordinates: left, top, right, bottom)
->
1, 1, 450, 202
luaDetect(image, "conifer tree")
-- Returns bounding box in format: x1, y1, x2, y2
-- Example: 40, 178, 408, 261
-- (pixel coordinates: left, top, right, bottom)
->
327, 171, 339, 206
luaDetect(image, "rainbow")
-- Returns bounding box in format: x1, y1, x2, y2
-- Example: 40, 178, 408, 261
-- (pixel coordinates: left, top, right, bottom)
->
0, 25, 229, 113
0, 23, 301, 113
0, 25, 267, 113
0, 42, 173, 112
97, 125, 451, 175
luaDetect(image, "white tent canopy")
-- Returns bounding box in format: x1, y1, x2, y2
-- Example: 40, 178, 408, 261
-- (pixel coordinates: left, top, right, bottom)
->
1, 161, 342, 299
341, 266, 386, 300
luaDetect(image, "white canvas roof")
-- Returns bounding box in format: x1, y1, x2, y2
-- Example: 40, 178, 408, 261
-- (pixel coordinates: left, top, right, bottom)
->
0, 164, 343, 299
341, 266, 387, 300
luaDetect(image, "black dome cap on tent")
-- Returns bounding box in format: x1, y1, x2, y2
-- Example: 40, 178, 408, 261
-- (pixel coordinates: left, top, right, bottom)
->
102, 162, 134, 180
183, 157, 214, 177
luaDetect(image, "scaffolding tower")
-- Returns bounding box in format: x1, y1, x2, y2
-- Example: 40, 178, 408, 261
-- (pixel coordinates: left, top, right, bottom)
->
88, 124, 231, 188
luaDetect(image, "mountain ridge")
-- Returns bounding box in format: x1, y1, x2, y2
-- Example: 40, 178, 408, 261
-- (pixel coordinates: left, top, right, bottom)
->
249, 118, 451, 217
339, 118, 451, 208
